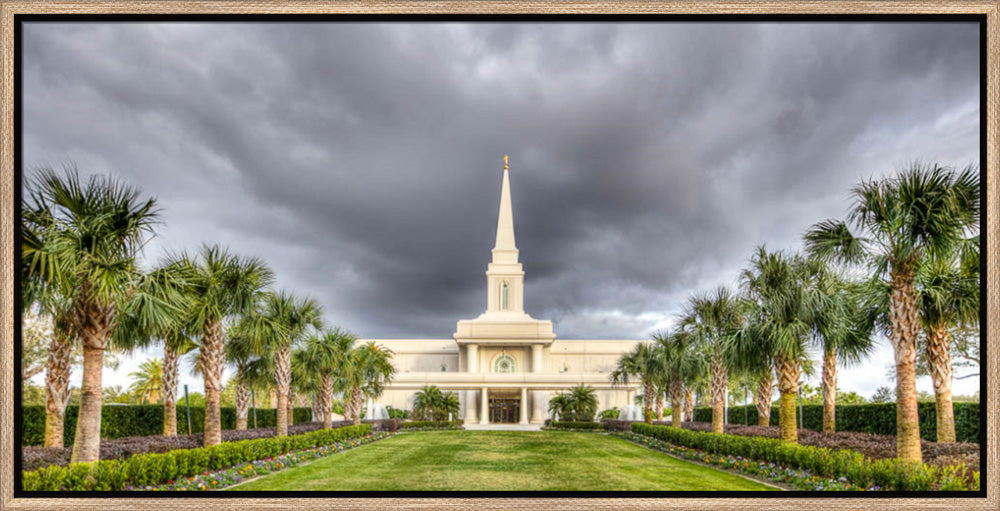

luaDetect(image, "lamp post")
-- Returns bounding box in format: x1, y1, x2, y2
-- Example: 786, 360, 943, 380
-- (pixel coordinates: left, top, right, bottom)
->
184, 384, 192, 435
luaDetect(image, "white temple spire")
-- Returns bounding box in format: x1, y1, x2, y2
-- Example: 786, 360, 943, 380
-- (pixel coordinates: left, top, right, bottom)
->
494, 155, 517, 253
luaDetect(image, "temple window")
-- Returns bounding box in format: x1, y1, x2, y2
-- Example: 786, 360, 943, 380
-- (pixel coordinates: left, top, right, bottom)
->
501, 281, 509, 310
493, 354, 516, 373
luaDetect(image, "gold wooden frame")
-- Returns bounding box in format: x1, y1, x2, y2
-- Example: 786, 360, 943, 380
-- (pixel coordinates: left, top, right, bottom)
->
0, 2, 996, 510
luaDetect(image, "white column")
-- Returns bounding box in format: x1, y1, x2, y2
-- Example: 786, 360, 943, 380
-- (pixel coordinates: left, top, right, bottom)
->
467, 344, 480, 424
468, 344, 479, 373
531, 391, 546, 423
627, 389, 635, 406
480, 387, 489, 424
530, 344, 545, 423
519, 387, 528, 424
464, 391, 478, 423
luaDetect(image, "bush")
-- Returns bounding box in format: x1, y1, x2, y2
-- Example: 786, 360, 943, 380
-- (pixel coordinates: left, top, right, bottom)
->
399, 420, 463, 430
598, 408, 620, 420
600, 419, 635, 432
630, 423, 978, 491
547, 421, 602, 430
385, 406, 409, 419
22, 424, 372, 491
21, 405, 314, 446
691, 402, 980, 443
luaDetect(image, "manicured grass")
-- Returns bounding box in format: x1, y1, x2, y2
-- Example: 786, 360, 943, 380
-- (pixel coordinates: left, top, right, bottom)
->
231, 430, 777, 491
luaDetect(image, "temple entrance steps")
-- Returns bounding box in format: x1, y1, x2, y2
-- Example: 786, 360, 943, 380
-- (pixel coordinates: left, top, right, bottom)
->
462, 423, 543, 431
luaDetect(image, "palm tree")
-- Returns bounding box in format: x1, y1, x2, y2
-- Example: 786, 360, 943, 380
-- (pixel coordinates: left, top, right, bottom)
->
303, 328, 357, 428
805, 163, 978, 461
682, 286, 742, 434
567, 384, 599, 422
226, 323, 274, 430
160, 330, 197, 435
610, 341, 660, 423
22, 167, 184, 462
731, 247, 814, 442
653, 330, 703, 427
340, 341, 395, 425
809, 268, 875, 433
412, 385, 460, 421
915, 236, 978, 442
171, 244, 274, 447
241, 291, 322, 436
127, 358, 164, 404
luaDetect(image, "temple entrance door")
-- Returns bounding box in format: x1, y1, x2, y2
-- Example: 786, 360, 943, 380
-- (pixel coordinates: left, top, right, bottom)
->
488, 398, 520, 424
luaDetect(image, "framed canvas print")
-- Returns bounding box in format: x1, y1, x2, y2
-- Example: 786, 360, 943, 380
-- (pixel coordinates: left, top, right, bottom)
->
1, 1, 995, 510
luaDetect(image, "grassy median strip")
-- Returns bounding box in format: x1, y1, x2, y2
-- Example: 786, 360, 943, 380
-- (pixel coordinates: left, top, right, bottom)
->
231, 430, 777, 491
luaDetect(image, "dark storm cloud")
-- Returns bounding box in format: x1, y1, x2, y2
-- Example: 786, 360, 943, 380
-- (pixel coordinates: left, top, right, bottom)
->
23, 21, 980, 341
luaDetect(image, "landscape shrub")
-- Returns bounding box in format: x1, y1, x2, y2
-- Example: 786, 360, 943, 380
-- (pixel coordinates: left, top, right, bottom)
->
22, 424, 372, 491
598, 408, 620, 420
21, 405, 315, 446
600, 419, 635, 432
385, 406, 410, 419
631, 423, 978, 491
399, 420, 463, 430
691, 402, 980, 443
21, 421, 345, 471
547, 421, 602, 430
367, 418, 404, 432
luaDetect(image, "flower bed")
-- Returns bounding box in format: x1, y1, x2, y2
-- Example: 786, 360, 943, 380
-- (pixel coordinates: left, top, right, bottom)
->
22, 424, 374, 491
543, 421, 603, 431
679, 422, 980, 472
631, 424, 978, 491
21, 421, 348, 472
398, 420, 464, 430
131, 432, 388, 491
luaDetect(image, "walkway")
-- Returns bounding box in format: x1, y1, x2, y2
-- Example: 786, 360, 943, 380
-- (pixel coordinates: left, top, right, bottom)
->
462, 423, 543, 431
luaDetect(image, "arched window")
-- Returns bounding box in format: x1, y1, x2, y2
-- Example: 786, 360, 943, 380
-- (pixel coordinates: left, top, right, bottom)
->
500, 281, 509, 310
493, 354, 516, 373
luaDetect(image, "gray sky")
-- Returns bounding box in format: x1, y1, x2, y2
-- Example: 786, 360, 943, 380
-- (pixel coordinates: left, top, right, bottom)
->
22, 21, 981, 399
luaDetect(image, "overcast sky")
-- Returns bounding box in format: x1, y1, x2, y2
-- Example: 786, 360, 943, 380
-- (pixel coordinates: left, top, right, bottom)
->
22, 21, 981, 400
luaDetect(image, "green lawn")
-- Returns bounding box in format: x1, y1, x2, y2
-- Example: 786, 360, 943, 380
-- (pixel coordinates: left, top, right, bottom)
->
231, 430, 777, 491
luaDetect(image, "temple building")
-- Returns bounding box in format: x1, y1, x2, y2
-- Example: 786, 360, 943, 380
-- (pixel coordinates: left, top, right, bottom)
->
368, 157, 642, 424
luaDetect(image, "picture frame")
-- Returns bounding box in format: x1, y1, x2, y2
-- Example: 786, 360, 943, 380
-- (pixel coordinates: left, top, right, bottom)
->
1, 2, 996, 510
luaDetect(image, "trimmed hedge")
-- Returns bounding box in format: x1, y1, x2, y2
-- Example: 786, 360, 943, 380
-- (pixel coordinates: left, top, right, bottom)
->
21, 405, 313, 446
692, 402, 980, 443
399, 420, 463, 430
631, 423, 978, 491
547, 421, 603, 430
21, 424, 372, 491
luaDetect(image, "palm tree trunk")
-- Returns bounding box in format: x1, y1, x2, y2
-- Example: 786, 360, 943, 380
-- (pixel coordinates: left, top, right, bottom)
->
322, 374, 334, 429
889, 269, 923, 462
287, 388, 296, 428
684, 389, 694, 423
926, 323, 956, 442
710, 348, 727, 434
162, 343, 179, 436
234, 380, 250, 430
669, 377, 683, 426
44, 327, 73, 448
70, 296, 114, 464
755, 370, 773, 426
70, 343, 105, 463
351, 386, 363, 425
310, 393, 322, 423
274, 345, 291, 437
775, 354, 800, 443
822, 348, 837, 433
201, 320, 226, 447
655, 392, 664, 421
643, 381, 655, 424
